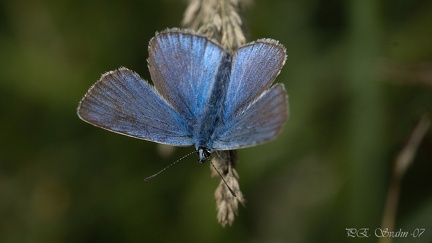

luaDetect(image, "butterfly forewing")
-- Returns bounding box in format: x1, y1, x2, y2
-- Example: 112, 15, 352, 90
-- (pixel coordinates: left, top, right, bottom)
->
77, 68, 194, 146
148, 29, 226, 121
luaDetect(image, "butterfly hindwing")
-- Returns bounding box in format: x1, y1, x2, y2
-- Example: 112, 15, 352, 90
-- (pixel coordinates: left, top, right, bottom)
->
77, 68, 194, 146
213, 83, 288, 150
222, 39, 286, 121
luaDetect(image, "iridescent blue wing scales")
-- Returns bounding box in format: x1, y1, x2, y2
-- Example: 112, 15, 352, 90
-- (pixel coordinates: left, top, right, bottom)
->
148, 29, 226, 121
213, 84, 288, 149
222, 39, 286, 121
212, 39, 288, 150
77, 68, 194, 146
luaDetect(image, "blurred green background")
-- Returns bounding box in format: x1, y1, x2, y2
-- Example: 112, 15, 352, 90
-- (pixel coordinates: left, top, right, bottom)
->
1, 0, 432, 242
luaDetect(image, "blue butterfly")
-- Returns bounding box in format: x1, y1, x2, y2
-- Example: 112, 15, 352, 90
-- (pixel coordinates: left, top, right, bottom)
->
77, 28, 289, 162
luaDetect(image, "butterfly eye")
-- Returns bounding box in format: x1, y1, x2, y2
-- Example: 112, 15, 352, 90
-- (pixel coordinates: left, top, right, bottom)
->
197, 147, 211, 163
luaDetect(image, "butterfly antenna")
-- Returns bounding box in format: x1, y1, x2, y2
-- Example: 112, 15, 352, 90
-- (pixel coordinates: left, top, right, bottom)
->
144, 150, 196, 181
210, 161, 237, 197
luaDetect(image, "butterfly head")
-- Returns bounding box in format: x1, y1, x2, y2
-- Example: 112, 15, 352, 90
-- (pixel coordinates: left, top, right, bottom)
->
197, 147, 211, 163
